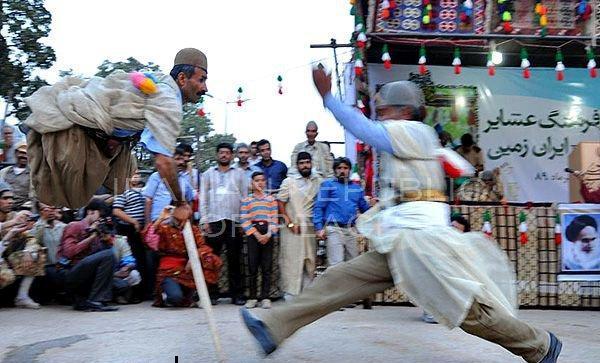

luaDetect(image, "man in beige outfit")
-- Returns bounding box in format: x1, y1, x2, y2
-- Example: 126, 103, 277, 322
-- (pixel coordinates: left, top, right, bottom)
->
241, 70, 562, 363
289, 121, 334, 178
276, 152, 321, 300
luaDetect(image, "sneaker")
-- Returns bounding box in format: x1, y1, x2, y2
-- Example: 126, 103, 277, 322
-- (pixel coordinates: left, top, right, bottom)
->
15, 297, 40, 309
240, 308, 277, 355
539, 332, 562, 363
421, 311, 438, 324
245, 299, 258, 309
260, 299, 272, 309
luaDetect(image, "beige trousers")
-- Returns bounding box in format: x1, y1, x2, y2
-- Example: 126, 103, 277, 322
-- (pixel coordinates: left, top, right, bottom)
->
257, 251, 549, 363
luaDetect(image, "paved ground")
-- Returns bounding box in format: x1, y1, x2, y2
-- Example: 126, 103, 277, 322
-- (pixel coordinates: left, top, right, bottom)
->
1, 301, 599, 363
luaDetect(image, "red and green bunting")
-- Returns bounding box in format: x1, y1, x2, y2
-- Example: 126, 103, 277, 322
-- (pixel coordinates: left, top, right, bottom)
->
554, 214, 562, 245
519, 211, 528, 245
482, 210, 493, 237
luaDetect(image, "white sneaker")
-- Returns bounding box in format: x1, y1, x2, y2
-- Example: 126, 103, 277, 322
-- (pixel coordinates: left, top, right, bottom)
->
260, 299, 272, 309
15, 297, 40, 309
245, 299, 258, 309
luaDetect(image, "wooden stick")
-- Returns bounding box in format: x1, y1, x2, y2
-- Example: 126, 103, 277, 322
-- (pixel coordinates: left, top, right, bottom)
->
181, 221, 226, 362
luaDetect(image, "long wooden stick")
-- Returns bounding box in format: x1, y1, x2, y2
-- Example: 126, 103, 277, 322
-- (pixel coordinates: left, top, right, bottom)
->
181, 221, 226, 363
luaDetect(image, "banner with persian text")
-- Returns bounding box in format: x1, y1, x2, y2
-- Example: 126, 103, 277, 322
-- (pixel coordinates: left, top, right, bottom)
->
364, 64, 600, 202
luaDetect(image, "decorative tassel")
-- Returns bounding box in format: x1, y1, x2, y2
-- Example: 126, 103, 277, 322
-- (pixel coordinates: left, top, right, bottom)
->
381, 0, 391, 19
130, 72, 158, 95
452, 47, 461, 74
482, 210, 492, 237
554, 215, 562, 245
502, 10, 512, 33
519, 211, 528, 245
277, 75, 283, 95
418, 45, 427, 75
356, 31, 367, 49
587, 47, 597, 78
237, 87, 243, 107
555, 49, 565, 81
355, 56, 364, 77
520, 48, 531, 79
356, 99, 366, 114
382, 44, 392, 70
487, 52, 495, 76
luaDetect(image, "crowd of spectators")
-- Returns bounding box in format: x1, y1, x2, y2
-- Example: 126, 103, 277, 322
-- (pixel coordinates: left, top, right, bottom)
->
0, 122, 503, 312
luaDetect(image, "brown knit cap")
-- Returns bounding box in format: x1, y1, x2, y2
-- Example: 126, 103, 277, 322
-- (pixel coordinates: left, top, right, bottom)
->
173, 48, 207, 72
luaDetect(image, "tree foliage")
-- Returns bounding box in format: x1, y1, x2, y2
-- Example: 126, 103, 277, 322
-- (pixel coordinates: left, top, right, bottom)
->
0, 0, 56, 120
178, 105, 236, 172
94, 57, 160, 78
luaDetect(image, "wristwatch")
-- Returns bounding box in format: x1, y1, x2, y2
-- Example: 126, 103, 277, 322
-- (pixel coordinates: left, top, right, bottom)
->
287, 222, 295, 228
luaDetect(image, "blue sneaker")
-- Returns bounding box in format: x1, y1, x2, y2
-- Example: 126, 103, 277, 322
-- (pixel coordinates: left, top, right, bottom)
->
240, 308, 277, 355
539, 332, 562, 363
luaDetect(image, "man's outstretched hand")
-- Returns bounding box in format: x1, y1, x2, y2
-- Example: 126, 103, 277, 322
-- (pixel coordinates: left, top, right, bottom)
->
312, 66, 332, 99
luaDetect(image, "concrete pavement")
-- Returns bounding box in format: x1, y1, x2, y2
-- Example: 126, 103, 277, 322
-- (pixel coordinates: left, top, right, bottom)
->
1, 302, 599, 363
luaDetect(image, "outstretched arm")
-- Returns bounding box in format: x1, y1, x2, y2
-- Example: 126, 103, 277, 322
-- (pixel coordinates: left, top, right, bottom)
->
312, 68, 393, 153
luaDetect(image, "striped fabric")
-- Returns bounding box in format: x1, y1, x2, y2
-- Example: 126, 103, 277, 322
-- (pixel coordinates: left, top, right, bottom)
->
113, 189, 146, 226
240, 194, 278, 236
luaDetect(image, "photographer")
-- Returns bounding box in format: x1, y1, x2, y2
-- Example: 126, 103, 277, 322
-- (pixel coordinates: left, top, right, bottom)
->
57, 199, 118, 312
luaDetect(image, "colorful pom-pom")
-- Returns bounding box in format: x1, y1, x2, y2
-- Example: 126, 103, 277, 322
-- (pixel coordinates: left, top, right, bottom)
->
130, 72, 158, 95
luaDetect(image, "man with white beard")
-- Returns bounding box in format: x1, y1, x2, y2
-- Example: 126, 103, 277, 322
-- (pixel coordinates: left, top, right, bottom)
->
564, 215, 600, 270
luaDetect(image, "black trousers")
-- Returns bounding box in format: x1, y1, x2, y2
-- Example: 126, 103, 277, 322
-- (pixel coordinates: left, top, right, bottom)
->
247, 230, 274, 300
205, 219, 243, 299
30, 265, 68, 304
116, 223, 147, 299
65, 249, 115, 304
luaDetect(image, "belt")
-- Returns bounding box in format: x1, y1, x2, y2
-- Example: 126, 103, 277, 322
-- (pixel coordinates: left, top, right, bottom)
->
395, 189, 447, 204
326, 222, 355, 228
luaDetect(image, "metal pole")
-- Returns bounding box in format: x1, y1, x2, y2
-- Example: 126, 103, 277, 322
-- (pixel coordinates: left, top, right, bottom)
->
331, 39, 343, 100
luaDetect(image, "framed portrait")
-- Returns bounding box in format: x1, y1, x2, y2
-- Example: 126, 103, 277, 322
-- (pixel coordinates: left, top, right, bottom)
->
558, 204, 600, 281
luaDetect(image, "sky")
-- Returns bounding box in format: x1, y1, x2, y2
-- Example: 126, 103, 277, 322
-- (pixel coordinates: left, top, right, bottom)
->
16, 0, 355, 164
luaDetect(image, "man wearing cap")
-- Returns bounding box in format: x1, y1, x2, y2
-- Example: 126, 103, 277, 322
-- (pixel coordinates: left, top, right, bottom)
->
0, 141, 31, 210
289, 121, 334, 178
456, 168, 505, 202
241, 69, 562, 363
23, 48, 208, 223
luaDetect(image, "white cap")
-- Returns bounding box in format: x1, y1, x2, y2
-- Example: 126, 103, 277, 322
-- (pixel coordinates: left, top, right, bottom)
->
373, 81, 424, 109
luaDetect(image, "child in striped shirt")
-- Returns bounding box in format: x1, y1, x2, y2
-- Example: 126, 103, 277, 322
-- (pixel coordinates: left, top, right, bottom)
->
240, 171, 278, 309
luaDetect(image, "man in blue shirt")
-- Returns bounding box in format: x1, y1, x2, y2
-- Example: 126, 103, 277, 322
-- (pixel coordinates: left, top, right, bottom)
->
313, 157, 370, 266
256, 139, 288, 194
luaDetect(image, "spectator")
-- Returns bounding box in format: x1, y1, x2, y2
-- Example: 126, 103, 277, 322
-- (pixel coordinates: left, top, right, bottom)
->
1, 217, 45, 309
142, 145, 194, 300
240, 171, 278, 309
30, 202, 67, 304
456, 169, 505, 202
0, 142, 31, 210
313, 157, 370, 267
451, 214, 471, 233
277, 152, 322, 299
111, 235, 141, 304
113, 170, 146, 300
0, 182, 29, 238
178, 142, 200, 190
289, 121, 334, 178
152, 208, 222, 307
143, 146, 195, 225
256, 139, 288, 194
200, 142, 248, 305
438, 131, 455, 149
233, 143, 261, 180
248, 141, 261, 166
455, 133, 484, 173
57, 200, 118, 312
1, 125, 17, 164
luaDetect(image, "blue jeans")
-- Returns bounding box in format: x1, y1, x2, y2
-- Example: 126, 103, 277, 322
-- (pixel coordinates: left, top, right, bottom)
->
161, 277, 184, 306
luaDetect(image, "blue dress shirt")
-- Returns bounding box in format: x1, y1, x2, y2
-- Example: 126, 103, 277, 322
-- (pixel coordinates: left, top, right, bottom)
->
256, 159, 288, 192
313, 178, 370, 231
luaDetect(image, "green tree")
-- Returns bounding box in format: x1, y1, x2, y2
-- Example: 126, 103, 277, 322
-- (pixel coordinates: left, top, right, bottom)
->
178, 104, 236, 172
94, 57, 160, 78
0, 0, 56, 120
